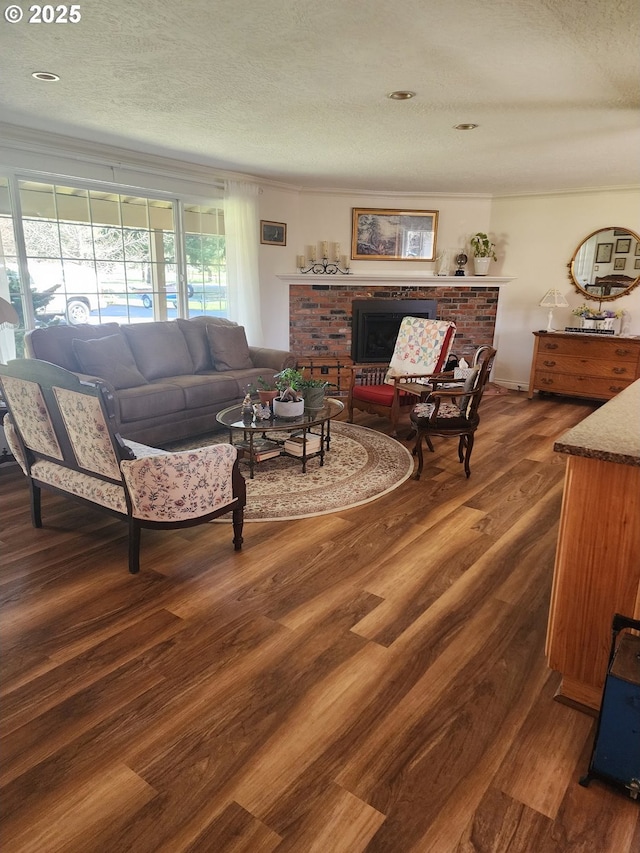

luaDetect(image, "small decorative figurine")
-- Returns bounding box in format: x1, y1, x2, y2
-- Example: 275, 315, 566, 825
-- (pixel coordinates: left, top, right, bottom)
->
455, 252, 468, 276
241, 392, 254, 422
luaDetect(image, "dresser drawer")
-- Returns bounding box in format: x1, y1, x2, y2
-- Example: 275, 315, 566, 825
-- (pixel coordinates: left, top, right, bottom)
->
535, 371, 632, 399
535, 353, 638, 380
537, 336, 640, 362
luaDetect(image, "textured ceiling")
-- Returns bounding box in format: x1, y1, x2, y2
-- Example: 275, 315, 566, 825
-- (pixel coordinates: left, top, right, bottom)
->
1, 0, 639, 194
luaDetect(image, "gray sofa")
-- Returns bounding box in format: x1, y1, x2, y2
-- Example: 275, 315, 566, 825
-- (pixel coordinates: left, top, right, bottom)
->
25, 316, 295, 446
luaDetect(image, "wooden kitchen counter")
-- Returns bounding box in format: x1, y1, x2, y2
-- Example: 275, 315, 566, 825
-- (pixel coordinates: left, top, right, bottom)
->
546, 379, 640, 712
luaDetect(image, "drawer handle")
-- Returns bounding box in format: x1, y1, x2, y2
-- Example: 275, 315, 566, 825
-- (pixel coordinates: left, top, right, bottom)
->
541, 378, 554, 385
615, 349, 631, 356
609, 386, 624, 393
612, 367, 627, 375
544, 343, 559, 350
543, 360, 557, 367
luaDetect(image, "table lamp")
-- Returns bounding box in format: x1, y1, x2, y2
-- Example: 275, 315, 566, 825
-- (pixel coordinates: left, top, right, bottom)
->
539, 289, 569, 331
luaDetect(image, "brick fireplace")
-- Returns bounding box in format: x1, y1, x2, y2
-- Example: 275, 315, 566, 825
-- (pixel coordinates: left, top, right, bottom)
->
290, 282, 499, 358
289, 280, 500, 396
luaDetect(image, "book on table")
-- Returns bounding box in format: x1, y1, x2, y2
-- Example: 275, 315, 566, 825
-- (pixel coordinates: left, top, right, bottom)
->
236, 439, 281, 462
284, 434, 322, 456
252, 449, 281, 462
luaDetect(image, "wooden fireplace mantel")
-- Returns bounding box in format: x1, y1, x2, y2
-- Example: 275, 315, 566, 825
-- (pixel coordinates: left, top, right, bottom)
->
277, 274, 515, 285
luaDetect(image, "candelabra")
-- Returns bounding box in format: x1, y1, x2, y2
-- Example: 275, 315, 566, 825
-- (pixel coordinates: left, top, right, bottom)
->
297, 256, 351, 275
297, 242, 351, 275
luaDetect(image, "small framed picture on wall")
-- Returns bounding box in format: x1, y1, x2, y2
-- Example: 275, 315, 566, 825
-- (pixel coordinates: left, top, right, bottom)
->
615, 237, 631, 253
595, 242, 613, 263
260, 220, 287, 246
635, 258, 640, 269
614, 257, 626, 270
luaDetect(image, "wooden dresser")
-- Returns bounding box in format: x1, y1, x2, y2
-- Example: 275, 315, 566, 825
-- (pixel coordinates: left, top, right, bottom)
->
528, 332, 640, 401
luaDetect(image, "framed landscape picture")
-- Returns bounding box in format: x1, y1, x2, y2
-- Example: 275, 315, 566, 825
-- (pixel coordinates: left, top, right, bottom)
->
351, 208, 439, 261
260, 220, 287, 246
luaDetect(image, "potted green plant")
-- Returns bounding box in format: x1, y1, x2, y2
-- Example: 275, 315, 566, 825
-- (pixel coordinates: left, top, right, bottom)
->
253, 375, 279, 407
299, 375, 330, 411
273, 368, 305, 418
470, 232, 497, 276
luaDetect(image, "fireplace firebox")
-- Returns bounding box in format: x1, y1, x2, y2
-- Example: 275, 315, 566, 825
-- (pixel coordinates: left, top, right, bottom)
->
351, 299, 437, 363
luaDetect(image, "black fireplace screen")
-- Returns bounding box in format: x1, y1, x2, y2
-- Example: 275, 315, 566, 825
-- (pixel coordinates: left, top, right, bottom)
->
351, 299, 437, 362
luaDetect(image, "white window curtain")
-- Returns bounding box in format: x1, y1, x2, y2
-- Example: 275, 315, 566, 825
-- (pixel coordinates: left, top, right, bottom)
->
224, 180, 264, 346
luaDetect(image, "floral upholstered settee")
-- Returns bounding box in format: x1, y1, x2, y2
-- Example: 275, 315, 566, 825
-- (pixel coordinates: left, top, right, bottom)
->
0, 358, 246, 573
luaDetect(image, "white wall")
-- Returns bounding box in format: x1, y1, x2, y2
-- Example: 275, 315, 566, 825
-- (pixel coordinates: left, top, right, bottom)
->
490, 188, 640, 388
258, 186, 494, 347
259, 185, 640, 390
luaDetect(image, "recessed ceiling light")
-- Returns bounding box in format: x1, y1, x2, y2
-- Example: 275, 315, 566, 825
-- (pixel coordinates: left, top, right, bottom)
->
32, 71, 60, 82
454, 123, 478, 130
388, 91, 416, 100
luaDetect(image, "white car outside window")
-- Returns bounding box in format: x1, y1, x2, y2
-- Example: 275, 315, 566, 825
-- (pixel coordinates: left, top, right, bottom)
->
28, 261, 109, 324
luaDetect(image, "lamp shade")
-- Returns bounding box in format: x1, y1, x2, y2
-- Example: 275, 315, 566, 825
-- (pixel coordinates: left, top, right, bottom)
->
539, 289, 569, 332
539, 289, 569, 309
0, 296, 19, 329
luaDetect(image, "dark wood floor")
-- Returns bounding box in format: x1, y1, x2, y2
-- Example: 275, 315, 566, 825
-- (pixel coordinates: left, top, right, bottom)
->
1, 391, 639, 853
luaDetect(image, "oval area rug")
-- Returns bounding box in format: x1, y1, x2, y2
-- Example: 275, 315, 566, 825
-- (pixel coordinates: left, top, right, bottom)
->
163, 421, 413, 522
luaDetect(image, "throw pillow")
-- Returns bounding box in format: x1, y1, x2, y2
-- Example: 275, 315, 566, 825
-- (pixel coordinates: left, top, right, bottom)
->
458, 366, 480, 417
206, 324, 253, 371
121, 321, 194, 380
72, 334, 149, 390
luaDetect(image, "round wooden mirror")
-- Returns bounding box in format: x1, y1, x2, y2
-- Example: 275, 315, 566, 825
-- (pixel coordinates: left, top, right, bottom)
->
568, 226, 640, 302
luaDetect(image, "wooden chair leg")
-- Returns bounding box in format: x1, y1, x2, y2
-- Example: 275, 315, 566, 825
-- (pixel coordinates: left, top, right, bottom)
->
128, 518, 141, 574
413, 431, 425, 480
29, 480, 42, 528
463, 433, 474, 478
232, 507, 244, 551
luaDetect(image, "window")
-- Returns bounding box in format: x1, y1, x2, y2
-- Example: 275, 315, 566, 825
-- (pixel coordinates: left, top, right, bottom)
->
184, 204, 227, 319
1, 178, 226, 344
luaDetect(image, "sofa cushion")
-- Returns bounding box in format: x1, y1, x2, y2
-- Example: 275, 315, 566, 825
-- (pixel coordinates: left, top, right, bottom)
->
176, 318, 213, 372
26, 323, 122, 372
122, 321, 194, 380
206, 324, 253, 371
72, 334, 149, 390
162, 373, 241, 410
116, 381, 186, 423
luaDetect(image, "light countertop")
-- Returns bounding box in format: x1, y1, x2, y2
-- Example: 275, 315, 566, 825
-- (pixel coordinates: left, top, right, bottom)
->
554, 378, 640, 467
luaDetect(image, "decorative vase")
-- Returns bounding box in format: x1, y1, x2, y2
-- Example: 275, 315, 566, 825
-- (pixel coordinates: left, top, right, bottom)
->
272, 398, 305, 419
473, 257, 491, 276
581, 318, 596, 329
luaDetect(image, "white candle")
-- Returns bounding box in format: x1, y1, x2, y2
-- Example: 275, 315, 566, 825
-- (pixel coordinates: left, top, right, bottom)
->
334, 242, 341, 261
297, 255, 305, 268
309, 245, 316, 261
342, 254, 350, 269
321, 241, 328, 258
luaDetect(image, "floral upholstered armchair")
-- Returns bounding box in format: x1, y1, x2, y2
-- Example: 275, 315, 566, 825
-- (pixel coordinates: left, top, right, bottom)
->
0, 358, 245, 573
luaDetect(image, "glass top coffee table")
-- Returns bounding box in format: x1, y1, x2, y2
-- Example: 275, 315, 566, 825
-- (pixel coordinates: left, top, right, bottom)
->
216, 398, 344, 477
